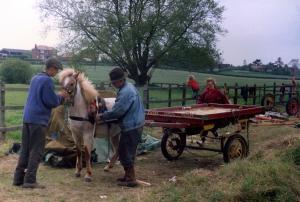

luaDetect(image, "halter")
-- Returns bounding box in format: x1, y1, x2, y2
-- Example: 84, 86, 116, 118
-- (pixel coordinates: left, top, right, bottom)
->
64, 77, 78, 107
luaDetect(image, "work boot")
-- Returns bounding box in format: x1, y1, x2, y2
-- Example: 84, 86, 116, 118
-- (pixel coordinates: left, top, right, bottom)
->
117, 167, 129, 182
118, 166, 138, 187
22, 182, 45, 189
13, 171, 25, 186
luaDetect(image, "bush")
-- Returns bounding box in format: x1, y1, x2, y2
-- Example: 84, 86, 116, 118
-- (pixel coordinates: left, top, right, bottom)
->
0, 59, 34, 84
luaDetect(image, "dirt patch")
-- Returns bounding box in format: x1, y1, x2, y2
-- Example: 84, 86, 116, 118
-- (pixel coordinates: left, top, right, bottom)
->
1, 125, 300, 201
0, 147, 223, 202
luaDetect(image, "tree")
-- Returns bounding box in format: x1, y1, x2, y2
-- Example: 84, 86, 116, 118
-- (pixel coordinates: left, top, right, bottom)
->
39, 0, 224, 85
161, 42, 220, 71
0, 59, 34, 84
252, 59, 262, 66
275, 57, 284, 68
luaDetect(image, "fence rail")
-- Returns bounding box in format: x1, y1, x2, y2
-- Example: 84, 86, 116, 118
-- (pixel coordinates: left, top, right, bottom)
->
0, 81, 299, 141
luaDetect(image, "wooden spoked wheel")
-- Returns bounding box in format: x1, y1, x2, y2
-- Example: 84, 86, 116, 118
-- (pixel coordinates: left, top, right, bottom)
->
261, 94, 275, 111
286, 97, 299, 116
161, 129, 186, 161
223, 134, 248, 163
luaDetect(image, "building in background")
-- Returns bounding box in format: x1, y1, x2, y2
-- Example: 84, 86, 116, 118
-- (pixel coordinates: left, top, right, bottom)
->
0, 48, 31, 59
31, 44, 57, 60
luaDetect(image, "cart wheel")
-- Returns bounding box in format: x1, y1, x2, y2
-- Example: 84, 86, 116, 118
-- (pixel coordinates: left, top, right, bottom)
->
261, 94, 275, 111
161, 129, 186, 161
286, 97, 299, 116
223, 134, 248, 163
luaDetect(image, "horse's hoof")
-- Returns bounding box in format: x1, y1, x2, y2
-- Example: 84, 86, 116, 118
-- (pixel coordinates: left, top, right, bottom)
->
84, 176, 92, 182
75, 173, 81, 178
104, 165, 110, 172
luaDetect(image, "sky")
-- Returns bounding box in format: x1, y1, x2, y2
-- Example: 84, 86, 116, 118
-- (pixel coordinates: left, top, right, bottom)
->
217, 0, 300, 65
0, 0, 299, 66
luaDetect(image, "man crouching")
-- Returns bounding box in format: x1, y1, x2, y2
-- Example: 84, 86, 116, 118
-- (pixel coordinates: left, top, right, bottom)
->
97, 67, 145, 187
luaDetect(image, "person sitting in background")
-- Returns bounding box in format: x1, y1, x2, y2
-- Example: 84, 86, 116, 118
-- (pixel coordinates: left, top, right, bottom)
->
186, 75, 200, 99
197, 78, 229, 104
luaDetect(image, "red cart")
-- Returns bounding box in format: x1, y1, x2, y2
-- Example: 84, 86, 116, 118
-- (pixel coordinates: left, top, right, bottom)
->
145, 104, 264, 162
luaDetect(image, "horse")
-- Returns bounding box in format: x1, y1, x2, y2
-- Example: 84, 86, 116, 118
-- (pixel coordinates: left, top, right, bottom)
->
58, 68, 120, 182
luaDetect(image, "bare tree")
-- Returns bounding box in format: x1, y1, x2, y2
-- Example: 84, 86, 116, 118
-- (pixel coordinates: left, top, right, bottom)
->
39, 0, 224, 85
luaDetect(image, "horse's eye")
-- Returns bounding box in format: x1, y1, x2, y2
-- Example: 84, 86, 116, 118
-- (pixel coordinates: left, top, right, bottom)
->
70, 83, 74, 86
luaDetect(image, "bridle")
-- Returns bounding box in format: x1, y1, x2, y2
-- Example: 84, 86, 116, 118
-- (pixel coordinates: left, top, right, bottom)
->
63, 74, 78, 107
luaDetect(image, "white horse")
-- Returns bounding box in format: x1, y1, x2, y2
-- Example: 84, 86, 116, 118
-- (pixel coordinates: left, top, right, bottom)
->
59, 69, 120, 182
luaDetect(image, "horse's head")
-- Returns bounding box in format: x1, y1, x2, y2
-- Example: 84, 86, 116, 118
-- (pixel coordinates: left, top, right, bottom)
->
58, 68, 98, 106
59, 69, 79, 93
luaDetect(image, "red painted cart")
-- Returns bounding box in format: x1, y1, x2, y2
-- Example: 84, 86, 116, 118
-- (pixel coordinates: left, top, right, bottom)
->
145, 104, 264, 162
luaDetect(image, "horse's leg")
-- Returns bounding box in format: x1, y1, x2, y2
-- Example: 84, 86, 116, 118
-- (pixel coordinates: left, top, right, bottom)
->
83, 133, 93, 182
104, 133, 120, 171
74, 135, 83, 178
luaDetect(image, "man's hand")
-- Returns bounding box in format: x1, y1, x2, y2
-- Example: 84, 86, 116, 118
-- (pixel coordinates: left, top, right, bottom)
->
96, 113, 103, 124
58, 91, 69, 99
58, 91, 70, 104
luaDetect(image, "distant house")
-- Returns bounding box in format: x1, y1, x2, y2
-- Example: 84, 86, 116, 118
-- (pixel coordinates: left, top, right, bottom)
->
32, 44, 57, 60
0, 48, 31, 58
250, 64, 266, 72
218, 63, 232, 69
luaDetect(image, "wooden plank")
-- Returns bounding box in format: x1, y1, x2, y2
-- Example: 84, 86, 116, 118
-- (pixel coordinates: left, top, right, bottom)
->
0, 125, 23, 132
3, 106, 24, 110
0, 82, 5, 140
147, 98, 195, 103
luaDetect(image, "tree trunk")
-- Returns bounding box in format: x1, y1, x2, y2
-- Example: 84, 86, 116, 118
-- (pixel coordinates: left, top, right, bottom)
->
134, 73, 149, 86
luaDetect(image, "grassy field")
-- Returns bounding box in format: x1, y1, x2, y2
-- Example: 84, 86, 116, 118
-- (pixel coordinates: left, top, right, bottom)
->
1, 123, 300, 201
218, 70, 297, 79
1, 65, 300, 201
32, 64, 296, 86
83, 66, 294, 86
2, 65, 297, 141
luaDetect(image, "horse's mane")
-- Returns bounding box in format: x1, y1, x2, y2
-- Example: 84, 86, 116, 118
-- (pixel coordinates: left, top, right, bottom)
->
58, 68, 99, 104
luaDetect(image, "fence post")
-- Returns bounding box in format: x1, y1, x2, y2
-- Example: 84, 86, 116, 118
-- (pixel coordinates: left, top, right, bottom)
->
258, 86, 261, 104
263, 84, 266, 97
168, 84, 172, 107
289, 85, 293, 99
296, 82, 299, 101
143, 82, 149, 109
273, 82, 276, 104
224, 83, 229, 100
99, 81, 105, 90
234, 83, 238, 104
253, 84, 257, 105
245, 84, 248, 105
182, 84, 186, 106
0, 81, 5, 141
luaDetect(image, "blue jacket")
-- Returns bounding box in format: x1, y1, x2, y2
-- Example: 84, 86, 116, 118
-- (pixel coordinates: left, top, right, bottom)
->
23, 72, 63, 126
102, 82, 145, 132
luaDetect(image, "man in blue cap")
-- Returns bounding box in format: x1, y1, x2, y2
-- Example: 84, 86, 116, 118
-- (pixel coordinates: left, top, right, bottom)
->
13, 58, 68, 189
97, 67, 145, 187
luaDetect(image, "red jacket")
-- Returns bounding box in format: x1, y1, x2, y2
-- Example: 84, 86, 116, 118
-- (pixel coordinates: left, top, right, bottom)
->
187, 80, 199, 91
197, 88, 229, 104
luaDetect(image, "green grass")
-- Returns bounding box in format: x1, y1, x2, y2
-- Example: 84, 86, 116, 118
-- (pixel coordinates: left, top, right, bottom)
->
147, 141, 300, 202
2, 65, 297, 142
218, 70, 296, 79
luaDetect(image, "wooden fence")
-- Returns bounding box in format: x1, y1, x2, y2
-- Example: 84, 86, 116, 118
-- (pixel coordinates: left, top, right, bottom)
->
0, 81, 299, 140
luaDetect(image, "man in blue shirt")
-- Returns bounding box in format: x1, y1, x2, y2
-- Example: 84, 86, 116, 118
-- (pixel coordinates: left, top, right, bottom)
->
98, 67, 145, 187
13, 58, 68, 189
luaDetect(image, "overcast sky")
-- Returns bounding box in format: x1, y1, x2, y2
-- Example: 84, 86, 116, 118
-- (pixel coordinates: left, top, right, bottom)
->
0, 0, 299, 65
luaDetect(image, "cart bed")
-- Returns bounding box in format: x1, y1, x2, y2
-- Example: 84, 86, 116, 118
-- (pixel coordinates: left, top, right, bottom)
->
146, 104, 264, 128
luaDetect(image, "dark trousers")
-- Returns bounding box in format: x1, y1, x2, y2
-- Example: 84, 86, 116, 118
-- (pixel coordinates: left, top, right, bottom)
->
192, 90, 199, 99
13, 123, 46, 184
118, 127, 142, 168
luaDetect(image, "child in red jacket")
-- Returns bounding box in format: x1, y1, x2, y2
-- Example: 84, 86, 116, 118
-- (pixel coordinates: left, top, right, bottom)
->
186, 75, 200, 99
197, 78, 229, 104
